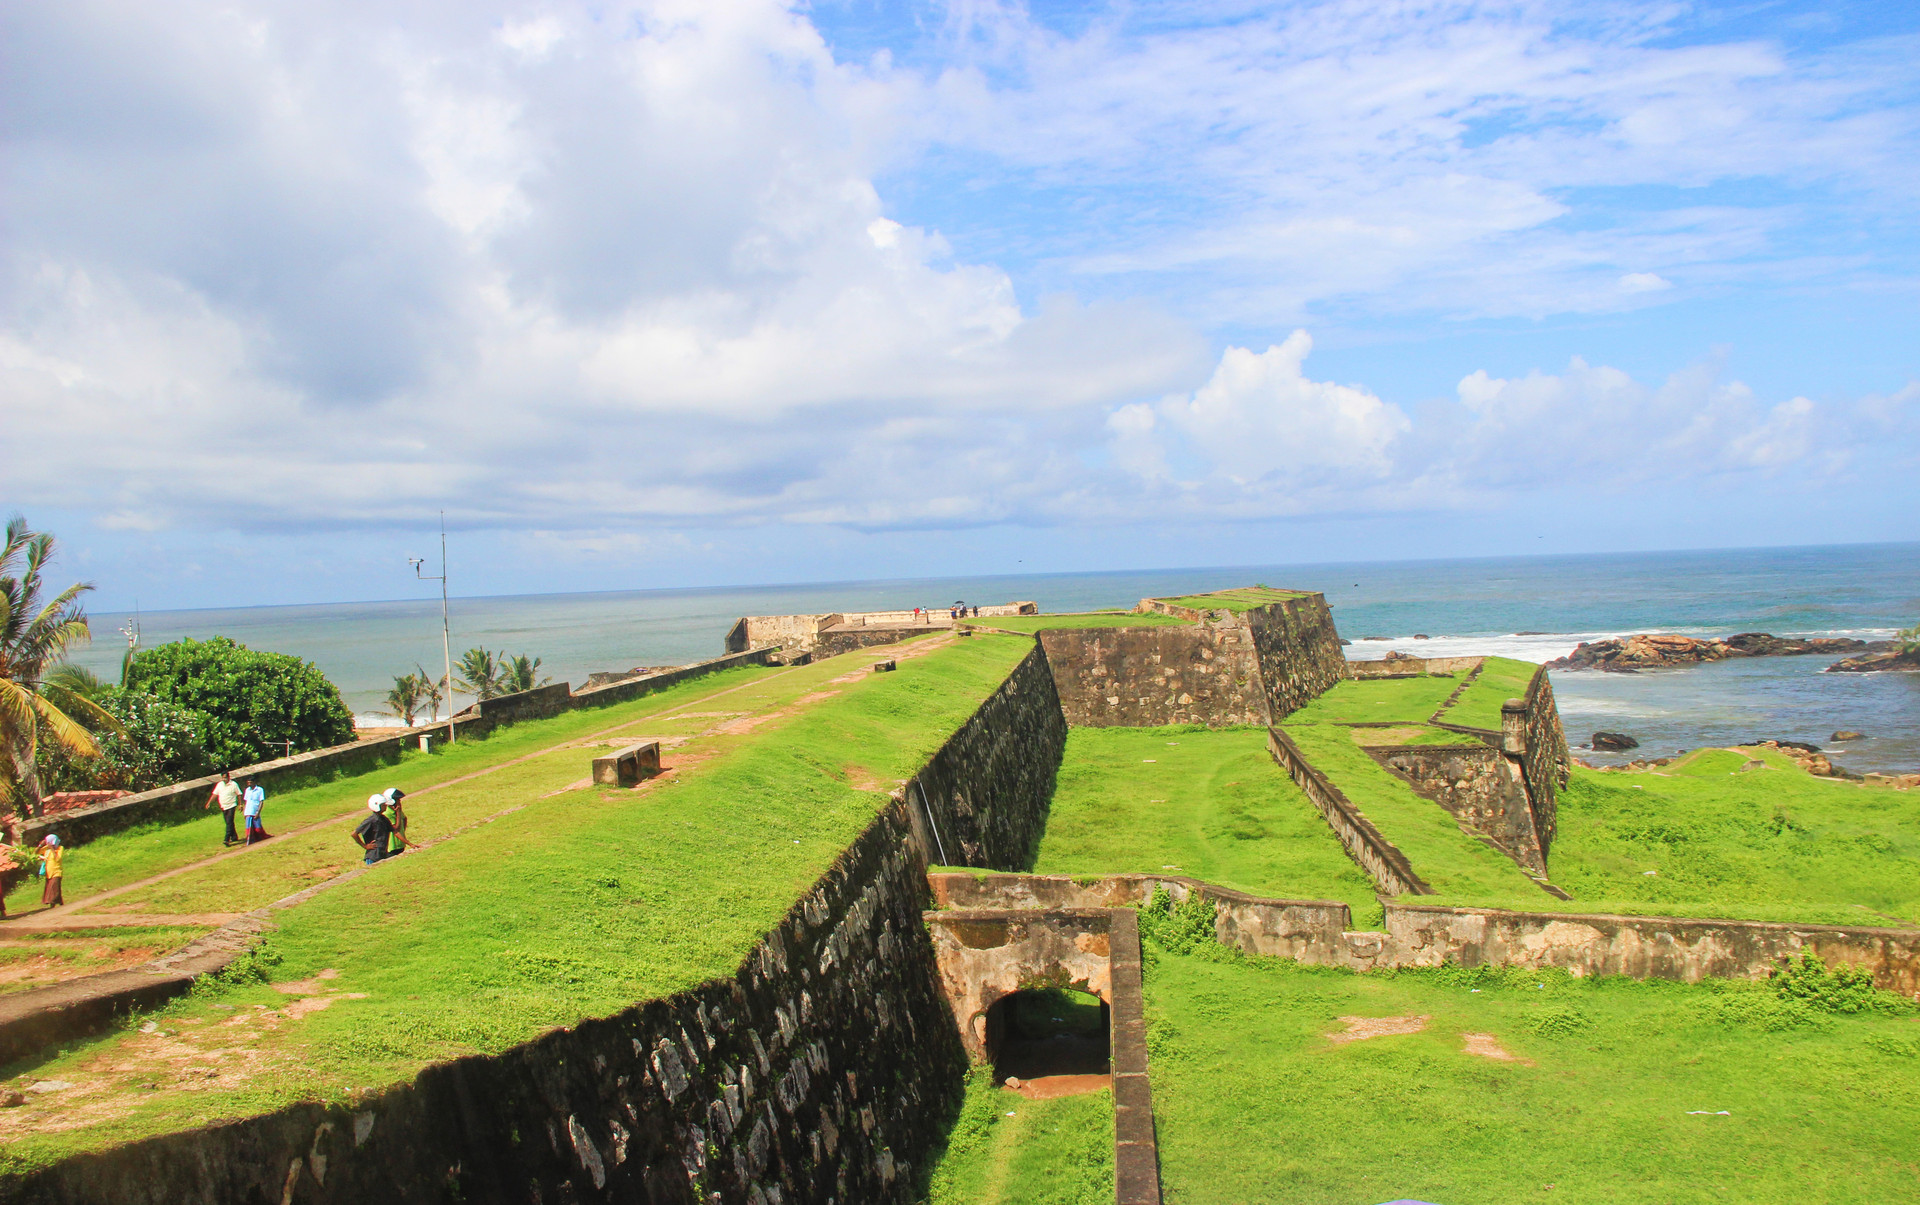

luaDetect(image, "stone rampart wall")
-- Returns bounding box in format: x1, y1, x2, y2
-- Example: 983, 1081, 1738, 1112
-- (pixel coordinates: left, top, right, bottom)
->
1244, 595, 1349, 719
1266, 728, 1432, 896
1368, 743, 1545, 874
1509, 667, 1570, 850
473, 680, 573, 724
815, 626, 936, 658
905, 641, 1067, 869
571, 648, 779, 709
1346, 655, 1482, 679
929, 874, 1920, 1001
1035, 626, 1267, 727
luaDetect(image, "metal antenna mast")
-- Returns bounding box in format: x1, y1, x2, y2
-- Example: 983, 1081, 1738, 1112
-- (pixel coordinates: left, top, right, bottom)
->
409, 512, 456, 745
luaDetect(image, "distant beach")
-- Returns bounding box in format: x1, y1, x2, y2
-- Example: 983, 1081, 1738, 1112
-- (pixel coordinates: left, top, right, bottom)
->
70, 542, 1920, 774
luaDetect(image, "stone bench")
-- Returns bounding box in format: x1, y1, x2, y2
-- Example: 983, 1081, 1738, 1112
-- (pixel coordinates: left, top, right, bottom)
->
592, 740, 662, 787
872, 660, 897, 673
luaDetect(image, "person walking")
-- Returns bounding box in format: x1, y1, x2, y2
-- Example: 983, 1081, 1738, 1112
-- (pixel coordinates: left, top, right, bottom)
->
206, 771, 242, 846
241, 778, 271, 844
354, 796, 394, 866
382, 788, 416, 857
37, 835, 64, 909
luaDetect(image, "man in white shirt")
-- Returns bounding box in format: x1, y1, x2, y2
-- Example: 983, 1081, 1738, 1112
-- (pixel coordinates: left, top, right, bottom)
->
205, 771, 242, 846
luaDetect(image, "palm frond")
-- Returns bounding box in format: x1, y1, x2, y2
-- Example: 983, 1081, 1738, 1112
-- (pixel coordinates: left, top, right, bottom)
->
30, 693, 100, 759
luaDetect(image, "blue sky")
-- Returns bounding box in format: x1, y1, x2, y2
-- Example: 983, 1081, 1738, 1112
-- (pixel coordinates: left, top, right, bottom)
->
3, 0, 1916, 610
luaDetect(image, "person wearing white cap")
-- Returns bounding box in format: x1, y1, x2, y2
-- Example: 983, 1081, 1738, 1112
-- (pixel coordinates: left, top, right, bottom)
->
381, 789, 415, 857
353, 795, 395, 866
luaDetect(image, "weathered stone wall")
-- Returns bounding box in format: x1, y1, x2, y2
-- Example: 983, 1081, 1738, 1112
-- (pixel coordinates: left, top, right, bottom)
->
1365, 904, 1920, 997
930, 874, 1920, 1002
1368, 743, 1546, 874
926, 908, 1115, 1058
1508, 667, 1570, 850
1244, 594, 1348, 719
1035, 626, 1268, 727
1266, 728, 1432, 896
815, 625, 937, 658
473, 680, 573, 724
572, 648, 779, 709
905, 641, 1068, 869
1347, 655, 1482, 679
9, 800, 967, 1205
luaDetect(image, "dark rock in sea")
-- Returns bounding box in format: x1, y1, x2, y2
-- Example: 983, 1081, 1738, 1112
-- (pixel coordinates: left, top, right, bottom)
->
1546, 632, 1867, 671
1742, 738, 1821, 754
1592, 731, 1639, 752
1826, 649, 1920, 674
1514, 630, 1556, 636
1413, 634, 1430, 640
1339, 638, 1351, 646
1831, 730, 1865, 742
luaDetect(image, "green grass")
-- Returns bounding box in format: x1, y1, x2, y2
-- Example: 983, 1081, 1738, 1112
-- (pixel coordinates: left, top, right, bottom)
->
1279, 724, 1549, 900
1032, 727, 1377, 920
0, 635, 1034, 1170
963, 613, 1195, 633
1151, 587, 1308, 613
5, 666, 786, 914
1440, 656, 1540, 731
1282, 675, 1464, 726
922, 1068, 1112, 1205
1511, 749, 1920, 927
1144, 942, 1920, 1205
1348, 725, 1489, 749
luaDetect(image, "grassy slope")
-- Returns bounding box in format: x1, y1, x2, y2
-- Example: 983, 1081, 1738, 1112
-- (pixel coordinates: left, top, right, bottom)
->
6, 666, 781, 912
1441, 655, 1540, 730
963, 613, 1194, 633
1031, 727, 1377, 919
1152, 588, 1308, 612
1145, 945, 1920, 1205
1283, 675, 1463, 726
922, 1069, 1112, 1205
0, 635, 1032, 1170
1279, 723, 1548, 899
1514, 748, 1920, 926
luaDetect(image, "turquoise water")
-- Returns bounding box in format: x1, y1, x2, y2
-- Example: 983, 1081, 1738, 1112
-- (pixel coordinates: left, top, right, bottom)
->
68, 543, 1919, 773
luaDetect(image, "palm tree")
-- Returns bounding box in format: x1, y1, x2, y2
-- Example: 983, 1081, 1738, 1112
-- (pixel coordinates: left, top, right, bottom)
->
500, 653, 548, 695
383, 672, 426, 727
454, 647, 503, 702
416, 664, 446, 722
1, 518, 115, 817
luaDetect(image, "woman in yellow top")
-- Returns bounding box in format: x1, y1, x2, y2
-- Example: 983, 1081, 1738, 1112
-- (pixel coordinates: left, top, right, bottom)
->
38, 835, 64, 908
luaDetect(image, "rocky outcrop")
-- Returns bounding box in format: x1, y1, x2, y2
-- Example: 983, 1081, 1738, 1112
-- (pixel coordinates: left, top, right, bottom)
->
1591, 732, 1639, 752
1741, 739, 1861, 780
1826, 649, 1920, 674
1546, 632, 1865, 671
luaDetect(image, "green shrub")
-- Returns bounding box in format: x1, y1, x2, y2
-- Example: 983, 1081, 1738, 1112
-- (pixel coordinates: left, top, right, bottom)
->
126, 636, 355, 769
1771, 952, 1915, 1016
1137, 887, 1217, 954
1523, 1003, 1593, 1036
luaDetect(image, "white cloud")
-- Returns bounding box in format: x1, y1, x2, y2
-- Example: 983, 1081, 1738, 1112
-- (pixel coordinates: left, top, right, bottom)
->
1618, 272, 1672, 293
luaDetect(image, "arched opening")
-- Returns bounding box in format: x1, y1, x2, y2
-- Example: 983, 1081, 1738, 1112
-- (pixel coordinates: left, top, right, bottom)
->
983, 987, 1110, 1092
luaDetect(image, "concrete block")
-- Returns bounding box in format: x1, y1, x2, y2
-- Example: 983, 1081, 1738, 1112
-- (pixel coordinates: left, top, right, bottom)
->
592, 741, 662, 787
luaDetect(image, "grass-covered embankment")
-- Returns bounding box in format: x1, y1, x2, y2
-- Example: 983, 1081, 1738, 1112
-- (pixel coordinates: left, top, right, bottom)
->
5, 665, 784, 913
921, 1068, 1112, 1205
1280, 721, 1549, 900
962, 612, 1194, 633
1151, 587, 1308, 612
0, 634, 1032, 1171
1504, 748, 1920, 927
1439, 655, 1539, 730
1143, 935, 1920, 1205
1282, 674, 1463, 725
1031, 727, 1377, 919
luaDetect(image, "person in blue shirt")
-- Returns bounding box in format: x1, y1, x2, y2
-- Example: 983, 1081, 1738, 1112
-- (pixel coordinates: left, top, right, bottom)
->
241, 778, 271, 844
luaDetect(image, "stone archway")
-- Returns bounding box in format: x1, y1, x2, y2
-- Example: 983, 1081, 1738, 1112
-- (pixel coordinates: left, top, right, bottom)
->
923, 908, 1114, 1062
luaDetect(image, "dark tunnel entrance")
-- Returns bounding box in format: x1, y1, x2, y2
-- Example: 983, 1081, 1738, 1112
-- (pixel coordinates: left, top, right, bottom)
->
983, 987, 1111, 1089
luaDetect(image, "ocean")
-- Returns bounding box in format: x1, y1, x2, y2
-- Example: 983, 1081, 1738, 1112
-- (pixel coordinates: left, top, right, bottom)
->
69, 542, 1920, 775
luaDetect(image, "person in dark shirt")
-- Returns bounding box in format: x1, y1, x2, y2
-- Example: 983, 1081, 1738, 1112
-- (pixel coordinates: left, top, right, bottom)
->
354, 796, 395, 866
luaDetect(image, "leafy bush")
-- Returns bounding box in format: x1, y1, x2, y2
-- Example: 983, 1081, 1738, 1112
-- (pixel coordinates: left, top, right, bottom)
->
125, 637, 355, 770
1136, 886, 1217, 954
1771, 951, 1915, 1016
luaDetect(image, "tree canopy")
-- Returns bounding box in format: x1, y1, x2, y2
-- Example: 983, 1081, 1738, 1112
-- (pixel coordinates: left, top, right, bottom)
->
125, 636, 355, 769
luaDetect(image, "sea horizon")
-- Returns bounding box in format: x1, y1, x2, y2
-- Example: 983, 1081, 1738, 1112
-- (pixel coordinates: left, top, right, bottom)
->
68, 540, 1920, 776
